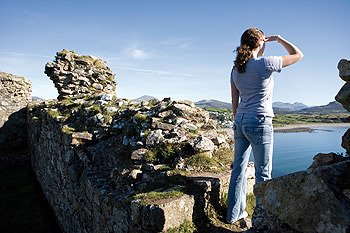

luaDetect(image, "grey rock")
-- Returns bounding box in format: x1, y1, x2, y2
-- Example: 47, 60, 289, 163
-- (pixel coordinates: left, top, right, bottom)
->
129, 169, 142, 180
212, 134, 226, 145
185, 123, 197, 131
152, 121, 175, 131
335, 82, 350, 111
338, 59, 350, 82
254, 160, 350, 233
138, 194, 195, 232
146, 130, 164, 146
131, 148, 149, 160
191, 136, 215, 152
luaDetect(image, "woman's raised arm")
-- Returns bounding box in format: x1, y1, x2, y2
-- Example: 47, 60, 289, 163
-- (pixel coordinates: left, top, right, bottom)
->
265, 35, 304, 67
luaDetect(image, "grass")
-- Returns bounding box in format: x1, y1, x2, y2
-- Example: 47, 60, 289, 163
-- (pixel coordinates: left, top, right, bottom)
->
145, 143, 181, 167
166, 219, 197, 233
183, 148, 233, 173
134, 190, 184, 206
0, 167, 61, 233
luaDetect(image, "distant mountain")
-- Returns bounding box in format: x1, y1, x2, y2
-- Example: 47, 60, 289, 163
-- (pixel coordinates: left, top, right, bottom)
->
133, 95, 159, 102
32, 96, 44, 101
299, 101, 347, 113
195, 99, 346, 114
272, 102, 309, 111
195, 99, 232, 110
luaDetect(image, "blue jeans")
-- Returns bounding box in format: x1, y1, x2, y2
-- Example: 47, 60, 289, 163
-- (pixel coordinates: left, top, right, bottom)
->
226, 113, 273, 223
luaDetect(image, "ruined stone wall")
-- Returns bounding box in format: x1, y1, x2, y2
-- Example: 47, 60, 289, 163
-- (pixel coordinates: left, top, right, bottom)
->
28, 106, 130, 232
0, 71, 32, 156
0, 71, 31, 127
45, 50, 117, 100
28, 96, 239, 232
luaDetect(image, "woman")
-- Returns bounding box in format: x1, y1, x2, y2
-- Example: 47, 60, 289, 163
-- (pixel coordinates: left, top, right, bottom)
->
226, 28, 303, 224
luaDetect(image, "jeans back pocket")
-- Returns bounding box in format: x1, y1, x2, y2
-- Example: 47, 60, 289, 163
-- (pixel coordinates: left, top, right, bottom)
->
244, 125, 272, 145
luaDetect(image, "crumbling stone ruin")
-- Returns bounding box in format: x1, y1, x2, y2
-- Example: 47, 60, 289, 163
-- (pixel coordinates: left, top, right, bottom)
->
0, 71, 31, 127
45, 50, 117, 100
0, 71, 32, 166
29, 50, 256, 232
252, 60, 350, 232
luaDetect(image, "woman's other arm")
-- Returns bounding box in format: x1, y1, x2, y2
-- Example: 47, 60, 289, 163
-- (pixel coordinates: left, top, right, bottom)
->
265, 35, 304, 67
231, 83, 239, 118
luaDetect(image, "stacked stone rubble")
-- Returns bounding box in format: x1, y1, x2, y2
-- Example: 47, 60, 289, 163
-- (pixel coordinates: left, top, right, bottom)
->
0, 71, 32, 155
0, 71, 31, 127
45, 49, 117, 100
28, 95, 240, 232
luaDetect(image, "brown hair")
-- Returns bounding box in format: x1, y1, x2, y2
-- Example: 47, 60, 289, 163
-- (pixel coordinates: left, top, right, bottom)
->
234, 28, 265, 73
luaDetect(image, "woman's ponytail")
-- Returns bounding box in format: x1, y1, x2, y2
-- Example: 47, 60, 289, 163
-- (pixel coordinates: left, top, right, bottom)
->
234, 28, 264, 73
234, 45, 253, 73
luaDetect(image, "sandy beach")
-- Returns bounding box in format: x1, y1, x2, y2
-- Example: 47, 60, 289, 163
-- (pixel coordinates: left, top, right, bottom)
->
274, 123, 350, 133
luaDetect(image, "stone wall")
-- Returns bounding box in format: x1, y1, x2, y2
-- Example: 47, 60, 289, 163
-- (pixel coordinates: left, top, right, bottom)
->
0, 71, 32, 155
28, 95, 241, 232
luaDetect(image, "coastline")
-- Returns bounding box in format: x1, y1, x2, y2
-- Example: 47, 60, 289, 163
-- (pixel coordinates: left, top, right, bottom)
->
273, 123, 350, 133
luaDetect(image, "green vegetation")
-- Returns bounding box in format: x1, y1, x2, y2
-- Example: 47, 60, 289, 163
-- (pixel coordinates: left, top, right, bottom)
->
203, 107, 232, 113
184, 153, 218, 171
61, 125, 75, 135
134, 190, 184, 206
48, 110, 61, 118
134, 114, 149, 124
166, 220, 197, 233
145, 143, 180, 167
0, 168, 60, 233
273, 113, 348, 127
184, 148, 233, 173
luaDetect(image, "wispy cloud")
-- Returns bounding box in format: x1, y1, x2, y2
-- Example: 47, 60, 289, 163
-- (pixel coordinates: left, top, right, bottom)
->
123, 42, 151, 60
157, 37, 195, 50
0, 51, 51, 59
113, 66, 198, 78
131, 49, 149, 59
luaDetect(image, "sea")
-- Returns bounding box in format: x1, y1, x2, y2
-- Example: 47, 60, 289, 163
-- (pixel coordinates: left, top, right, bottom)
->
257, 126, 349, 178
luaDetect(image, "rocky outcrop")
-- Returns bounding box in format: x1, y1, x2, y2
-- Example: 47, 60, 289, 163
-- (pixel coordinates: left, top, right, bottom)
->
309, 152, 349, 168
45, 50, 117, 100
335, 58, 350, 154
335, 59, 350, 111
254, 160, 350, 233
342, 128, 350, 154
0, 71, 32, 155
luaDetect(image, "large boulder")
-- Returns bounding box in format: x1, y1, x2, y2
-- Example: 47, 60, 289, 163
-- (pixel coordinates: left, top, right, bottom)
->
338, 59, 350, 82
335, 82, 350, 112
336, 59, 350, 111
342, 128, 350, 154
254, 160, 350, 232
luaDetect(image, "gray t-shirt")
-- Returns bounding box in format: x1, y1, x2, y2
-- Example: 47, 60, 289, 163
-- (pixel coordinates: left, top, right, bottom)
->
230, 56, 282, 117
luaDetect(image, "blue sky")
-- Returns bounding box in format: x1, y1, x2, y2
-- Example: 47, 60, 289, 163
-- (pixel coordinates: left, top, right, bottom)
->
0, 0, 349, 106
